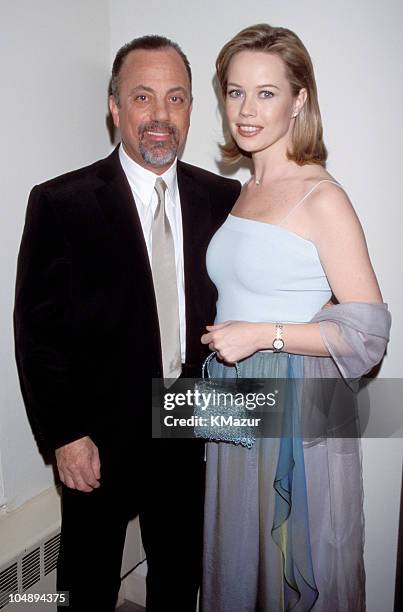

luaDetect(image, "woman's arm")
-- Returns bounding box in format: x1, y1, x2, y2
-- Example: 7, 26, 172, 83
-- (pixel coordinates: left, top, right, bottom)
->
201, 320, 327, 361
201, 184, 383, 363
311, 183, 382, 304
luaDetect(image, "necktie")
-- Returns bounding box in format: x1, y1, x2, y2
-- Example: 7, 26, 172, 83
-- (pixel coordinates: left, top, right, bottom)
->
152, 177, 182, 386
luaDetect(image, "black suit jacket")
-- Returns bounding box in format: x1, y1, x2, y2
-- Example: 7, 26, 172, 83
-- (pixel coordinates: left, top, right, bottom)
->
14, 147, 241, 452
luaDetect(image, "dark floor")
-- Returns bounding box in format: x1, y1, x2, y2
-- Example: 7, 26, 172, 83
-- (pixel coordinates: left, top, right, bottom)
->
116, 601, 145, 611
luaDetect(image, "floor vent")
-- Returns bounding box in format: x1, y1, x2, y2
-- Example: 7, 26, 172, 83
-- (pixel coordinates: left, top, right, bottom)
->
22, 547, 40, 592
0, 531, 60, 609
0, 563, 18, 609
44, 534, 60, 576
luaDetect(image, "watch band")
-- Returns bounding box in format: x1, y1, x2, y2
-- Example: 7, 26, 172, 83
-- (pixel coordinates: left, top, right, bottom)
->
272, 323, 284, 352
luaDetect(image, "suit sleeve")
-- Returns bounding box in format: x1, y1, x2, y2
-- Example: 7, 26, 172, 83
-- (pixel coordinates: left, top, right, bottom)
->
224, 178, 242, 210
14, 186, 90, 452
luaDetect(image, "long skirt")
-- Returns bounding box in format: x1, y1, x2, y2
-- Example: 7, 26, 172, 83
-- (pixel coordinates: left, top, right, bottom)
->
202, 351, 365, 611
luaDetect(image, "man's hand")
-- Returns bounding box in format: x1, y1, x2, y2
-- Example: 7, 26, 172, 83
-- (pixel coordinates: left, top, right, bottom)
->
55, 436, 101, 493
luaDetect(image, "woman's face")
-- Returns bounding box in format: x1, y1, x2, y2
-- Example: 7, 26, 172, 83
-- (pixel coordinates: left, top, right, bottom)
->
224, 50, 305, 157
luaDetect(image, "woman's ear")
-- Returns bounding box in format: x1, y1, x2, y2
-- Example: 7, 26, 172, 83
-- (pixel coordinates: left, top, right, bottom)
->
292, 88, 308, 118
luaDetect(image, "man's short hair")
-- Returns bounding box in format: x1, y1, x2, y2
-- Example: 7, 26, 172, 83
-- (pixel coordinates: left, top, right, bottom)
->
111, 35, 192, 105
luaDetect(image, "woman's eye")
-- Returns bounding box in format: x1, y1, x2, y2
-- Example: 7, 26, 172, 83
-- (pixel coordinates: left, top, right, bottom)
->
227, 89, 242, 98
259, 90, 274, 99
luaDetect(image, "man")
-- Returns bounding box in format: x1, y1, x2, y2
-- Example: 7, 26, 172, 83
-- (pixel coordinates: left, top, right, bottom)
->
14, 35, 241, 611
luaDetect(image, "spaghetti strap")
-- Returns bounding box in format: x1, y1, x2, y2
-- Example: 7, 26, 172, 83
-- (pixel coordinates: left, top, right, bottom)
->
279, 179, 343, 226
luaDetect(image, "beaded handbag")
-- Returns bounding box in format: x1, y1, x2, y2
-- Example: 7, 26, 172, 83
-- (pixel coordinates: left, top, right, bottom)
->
193, 352, 256, 448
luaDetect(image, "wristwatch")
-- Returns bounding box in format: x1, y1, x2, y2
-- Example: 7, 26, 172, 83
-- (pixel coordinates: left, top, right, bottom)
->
272, 323, 284, 352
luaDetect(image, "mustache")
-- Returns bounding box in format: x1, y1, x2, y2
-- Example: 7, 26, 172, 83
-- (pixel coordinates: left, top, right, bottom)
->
138, 121, 179, 139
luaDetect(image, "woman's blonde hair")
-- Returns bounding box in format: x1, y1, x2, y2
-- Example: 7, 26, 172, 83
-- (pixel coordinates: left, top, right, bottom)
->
216, 24, 327, 166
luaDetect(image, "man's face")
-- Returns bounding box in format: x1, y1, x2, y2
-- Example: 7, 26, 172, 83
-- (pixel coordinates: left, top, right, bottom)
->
109, 48, 192, 173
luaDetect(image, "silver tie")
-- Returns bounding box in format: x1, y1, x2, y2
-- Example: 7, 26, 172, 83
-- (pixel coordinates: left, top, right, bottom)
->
152, 177, 182, 385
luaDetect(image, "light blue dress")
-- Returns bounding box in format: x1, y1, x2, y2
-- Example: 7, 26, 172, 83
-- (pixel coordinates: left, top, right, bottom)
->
209, 214, 331, 326
202, 182, 365, 611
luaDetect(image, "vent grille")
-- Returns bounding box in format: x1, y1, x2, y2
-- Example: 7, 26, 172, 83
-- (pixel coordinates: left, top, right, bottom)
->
0, 562, 18, 609
0, 531, 60, 607
44, 533, 60, 575
22, 548, 40, 591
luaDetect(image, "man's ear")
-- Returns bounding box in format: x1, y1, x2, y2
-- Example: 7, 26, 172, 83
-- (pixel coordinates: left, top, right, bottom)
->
109, 96, 120, 129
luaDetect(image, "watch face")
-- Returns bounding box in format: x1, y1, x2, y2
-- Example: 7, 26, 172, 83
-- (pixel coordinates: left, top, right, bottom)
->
273, 338, 284, 351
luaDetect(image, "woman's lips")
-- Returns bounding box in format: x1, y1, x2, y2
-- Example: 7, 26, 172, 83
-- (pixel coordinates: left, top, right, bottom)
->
236, 124, 263, 137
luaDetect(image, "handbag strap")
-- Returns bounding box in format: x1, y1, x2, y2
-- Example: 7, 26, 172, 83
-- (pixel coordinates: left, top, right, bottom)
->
201, 351, 240, 379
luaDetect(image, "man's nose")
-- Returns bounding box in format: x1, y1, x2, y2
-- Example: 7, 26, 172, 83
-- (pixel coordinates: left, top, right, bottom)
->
150, 98, 170, 122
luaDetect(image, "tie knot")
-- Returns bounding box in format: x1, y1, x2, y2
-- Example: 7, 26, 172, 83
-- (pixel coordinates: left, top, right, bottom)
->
154, 177, 167, 201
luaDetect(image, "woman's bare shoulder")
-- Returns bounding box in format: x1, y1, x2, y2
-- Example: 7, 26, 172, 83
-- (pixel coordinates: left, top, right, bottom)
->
306, 176, 357, 217
305, 178, 366, 251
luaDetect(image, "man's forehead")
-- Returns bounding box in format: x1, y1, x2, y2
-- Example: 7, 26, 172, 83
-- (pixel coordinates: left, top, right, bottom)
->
121, 48, 188, 79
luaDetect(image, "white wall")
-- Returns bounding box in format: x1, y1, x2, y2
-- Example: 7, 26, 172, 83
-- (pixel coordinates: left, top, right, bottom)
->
0, 0, 111, 511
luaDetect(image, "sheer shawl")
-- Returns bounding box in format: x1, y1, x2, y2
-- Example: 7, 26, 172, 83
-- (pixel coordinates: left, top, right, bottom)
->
308, 301, 391, 380
298, 301, 391, 611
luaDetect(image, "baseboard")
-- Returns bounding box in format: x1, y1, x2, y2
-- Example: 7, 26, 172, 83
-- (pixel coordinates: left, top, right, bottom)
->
0, 486, 61, 610
0, 485, 145, 610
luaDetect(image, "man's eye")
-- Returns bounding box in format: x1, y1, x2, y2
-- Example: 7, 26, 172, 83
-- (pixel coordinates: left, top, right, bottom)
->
170, 96, 184, 103
135, 95, 148, 102
227, 89, 242, 98
259, 90, 274, 98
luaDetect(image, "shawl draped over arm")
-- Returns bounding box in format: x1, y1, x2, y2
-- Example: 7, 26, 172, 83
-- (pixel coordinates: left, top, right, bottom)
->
307, 301, 391, 381
299, 301, 391, 439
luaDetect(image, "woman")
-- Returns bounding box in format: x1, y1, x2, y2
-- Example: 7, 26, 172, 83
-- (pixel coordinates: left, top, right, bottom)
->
200, 24, 391, 611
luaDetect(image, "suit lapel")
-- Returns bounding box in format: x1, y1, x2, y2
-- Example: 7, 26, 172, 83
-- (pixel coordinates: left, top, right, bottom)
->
95, 148, 149, 265
95, 148, 161, 365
